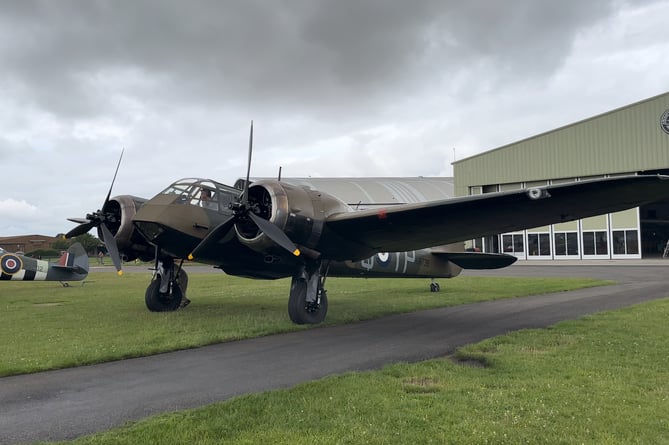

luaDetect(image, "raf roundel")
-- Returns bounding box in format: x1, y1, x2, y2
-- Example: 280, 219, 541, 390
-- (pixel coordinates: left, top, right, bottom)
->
377, 252, 391, 266
1, 254, 23, 275
527, 188, 543, 200
661, 109, 669, 135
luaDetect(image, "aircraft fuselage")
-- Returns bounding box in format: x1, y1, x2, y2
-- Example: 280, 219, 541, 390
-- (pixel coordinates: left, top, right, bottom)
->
131, 178, 466, 280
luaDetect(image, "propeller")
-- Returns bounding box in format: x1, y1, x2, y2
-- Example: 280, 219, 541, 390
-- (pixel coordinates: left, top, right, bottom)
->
65, 150, 125, 276
189, 121, 301, 260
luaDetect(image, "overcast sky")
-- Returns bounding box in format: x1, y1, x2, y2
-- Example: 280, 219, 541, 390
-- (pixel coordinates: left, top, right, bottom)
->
1, 0, 669, 237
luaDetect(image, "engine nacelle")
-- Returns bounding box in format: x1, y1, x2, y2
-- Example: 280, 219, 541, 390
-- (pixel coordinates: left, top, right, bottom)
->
98, 195, 153, 261
235, 180, 352, 256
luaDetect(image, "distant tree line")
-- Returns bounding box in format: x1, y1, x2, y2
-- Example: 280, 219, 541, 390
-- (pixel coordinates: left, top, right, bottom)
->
31, 233, 103, 258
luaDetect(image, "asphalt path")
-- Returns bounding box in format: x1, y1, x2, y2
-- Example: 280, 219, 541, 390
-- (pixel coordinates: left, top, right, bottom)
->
1, 262, 668, 444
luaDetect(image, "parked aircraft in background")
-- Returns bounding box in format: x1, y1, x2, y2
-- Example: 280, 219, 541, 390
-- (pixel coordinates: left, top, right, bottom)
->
0, 243, 89, 282
65, 123, 669, 324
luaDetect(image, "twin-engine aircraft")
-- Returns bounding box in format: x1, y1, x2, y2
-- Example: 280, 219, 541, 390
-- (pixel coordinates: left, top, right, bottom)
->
0, 243, 89, 283
65, 124, 669, 324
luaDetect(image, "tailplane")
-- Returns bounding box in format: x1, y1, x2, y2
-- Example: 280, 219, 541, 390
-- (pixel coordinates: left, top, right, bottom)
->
53, 243, 89, 275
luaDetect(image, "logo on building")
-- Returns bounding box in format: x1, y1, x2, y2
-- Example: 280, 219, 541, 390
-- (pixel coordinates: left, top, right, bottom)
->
661, 109, 669, 135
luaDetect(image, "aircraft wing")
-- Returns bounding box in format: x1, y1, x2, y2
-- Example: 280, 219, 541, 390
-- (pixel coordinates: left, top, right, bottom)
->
322, 175, 669, 255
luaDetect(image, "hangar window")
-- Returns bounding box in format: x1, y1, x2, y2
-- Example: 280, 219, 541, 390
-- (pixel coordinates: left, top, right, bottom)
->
582, 231, 608, 255
612, 230, 639, 255
484, 235, 500, 253
554, 232, 578, 256
528, 233, 551, 256
469, 238, 484, 251
502, 233, 524, 254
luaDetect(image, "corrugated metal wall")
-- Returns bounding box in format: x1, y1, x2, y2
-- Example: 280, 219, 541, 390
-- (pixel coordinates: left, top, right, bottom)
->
454, 91, 669, 195
254, 177, 454, 207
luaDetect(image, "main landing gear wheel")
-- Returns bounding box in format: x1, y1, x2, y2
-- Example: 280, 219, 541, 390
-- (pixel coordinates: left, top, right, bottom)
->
144, 278, 183, 312
288, 264, 329, 324
145, 275, 183, 312
430, 282, 441, 293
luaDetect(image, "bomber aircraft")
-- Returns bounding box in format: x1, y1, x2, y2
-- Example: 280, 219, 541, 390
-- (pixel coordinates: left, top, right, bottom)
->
65, 123, 669, 324
0, 243, 89, 283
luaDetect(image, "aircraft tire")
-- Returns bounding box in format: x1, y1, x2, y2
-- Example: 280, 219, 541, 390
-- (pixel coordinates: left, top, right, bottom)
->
145, 278, 182, 312
288, 279, 328, 325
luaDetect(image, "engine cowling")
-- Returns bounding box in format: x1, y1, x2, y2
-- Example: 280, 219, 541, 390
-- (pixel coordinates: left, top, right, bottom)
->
234, 180, 352, 256
98, 195, 153, 261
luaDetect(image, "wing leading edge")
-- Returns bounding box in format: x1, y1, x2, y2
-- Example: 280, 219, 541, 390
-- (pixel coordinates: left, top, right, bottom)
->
320, 175, 669, 257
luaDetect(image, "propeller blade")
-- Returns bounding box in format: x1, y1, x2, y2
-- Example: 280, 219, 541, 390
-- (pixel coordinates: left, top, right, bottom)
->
104, 148, 124, 206
242, 120, 253, 206
188, 215, 237, 260
67, 217, 89, 224
248, 212, 300, 257
65, 221, 96, 239
100, 223, 123, 276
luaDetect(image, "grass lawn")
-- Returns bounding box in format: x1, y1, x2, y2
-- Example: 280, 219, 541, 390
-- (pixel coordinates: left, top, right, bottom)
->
0, 272, 609, 376
47, 297, 669, 444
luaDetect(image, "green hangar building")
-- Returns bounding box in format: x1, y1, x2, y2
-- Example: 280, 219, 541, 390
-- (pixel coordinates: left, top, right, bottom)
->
453, 91, 669, 260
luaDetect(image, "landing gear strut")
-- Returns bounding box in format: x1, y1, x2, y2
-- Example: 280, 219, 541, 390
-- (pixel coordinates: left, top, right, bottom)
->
145, 258, 189, 312
288, 262, 329, 324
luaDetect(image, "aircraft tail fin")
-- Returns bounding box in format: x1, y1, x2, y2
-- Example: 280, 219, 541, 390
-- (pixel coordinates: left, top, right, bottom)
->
431, 251, 517, 270
53, 243, 89, 274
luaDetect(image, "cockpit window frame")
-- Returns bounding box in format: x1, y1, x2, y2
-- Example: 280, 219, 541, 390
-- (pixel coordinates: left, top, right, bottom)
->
160, 178, 241, 213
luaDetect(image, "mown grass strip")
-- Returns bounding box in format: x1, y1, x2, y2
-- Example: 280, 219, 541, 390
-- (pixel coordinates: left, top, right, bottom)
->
46, 297, 669, 445
0, 272, 608, 376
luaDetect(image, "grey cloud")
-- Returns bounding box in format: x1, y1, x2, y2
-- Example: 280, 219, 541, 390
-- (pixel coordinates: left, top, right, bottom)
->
1, 0, 668, 236
0, 0, 627, 120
